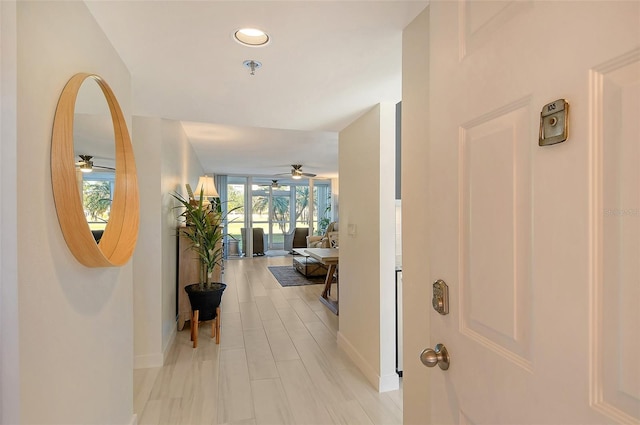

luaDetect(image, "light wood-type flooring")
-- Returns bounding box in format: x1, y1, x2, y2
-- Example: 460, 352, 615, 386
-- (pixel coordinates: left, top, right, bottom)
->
134, 255, 403, 425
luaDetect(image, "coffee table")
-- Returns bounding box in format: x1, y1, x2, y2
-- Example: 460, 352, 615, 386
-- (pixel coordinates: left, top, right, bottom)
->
292, 248, 328, 277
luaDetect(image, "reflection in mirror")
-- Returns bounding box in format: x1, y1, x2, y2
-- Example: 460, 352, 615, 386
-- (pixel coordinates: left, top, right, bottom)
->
73, 79, 116, 242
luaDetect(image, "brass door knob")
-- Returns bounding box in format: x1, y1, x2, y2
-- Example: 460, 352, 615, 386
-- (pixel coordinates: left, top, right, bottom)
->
420, 343, 450, 370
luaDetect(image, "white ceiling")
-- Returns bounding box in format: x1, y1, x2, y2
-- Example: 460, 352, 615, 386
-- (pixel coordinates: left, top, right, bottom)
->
86, 1, 428, 179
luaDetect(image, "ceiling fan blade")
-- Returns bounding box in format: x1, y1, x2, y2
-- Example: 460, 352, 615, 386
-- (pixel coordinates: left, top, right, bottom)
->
275, 165, 318, 179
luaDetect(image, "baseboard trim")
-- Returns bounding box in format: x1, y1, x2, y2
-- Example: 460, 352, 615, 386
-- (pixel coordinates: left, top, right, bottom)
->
337, 331, 399, 393
162, 324, 177, 364
379, 370, 400, 393
134, 323, 177, 369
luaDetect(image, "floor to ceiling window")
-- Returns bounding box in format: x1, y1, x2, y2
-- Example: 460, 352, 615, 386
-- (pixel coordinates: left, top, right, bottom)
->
225, 178, 246, 256
313, 182, 332, 235
227, 176, 332, 254
251, 180, 291, 249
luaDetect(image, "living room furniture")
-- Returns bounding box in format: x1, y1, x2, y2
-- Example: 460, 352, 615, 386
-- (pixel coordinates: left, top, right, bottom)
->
307, 221, 338, 248
292, 248, 328, 277
304, 247, 340, 314
177, 231, 221, 330
284, 227, 309, 253
241, 227, 266, 256
327, 231, 339, 248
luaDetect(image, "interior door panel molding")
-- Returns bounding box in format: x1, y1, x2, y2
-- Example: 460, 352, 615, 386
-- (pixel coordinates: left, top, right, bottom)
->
589, 47, 640, 424
458, 0, 533, 61
458, 98, 533, 372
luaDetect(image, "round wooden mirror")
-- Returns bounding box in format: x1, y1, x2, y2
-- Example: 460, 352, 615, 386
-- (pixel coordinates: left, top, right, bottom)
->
51, 73, 139, 267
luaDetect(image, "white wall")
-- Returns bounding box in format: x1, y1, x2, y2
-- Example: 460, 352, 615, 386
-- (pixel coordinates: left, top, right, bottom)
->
1, 1, 20, 423
132, 117, 202, 368
16, 2, 134, 423
401, 7, 430, 424
337, 103, 398, 392
160, 119, 202, 353
132, 117, 163, 368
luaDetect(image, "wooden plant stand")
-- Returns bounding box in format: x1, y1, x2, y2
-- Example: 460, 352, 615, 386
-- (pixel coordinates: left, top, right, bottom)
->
190, 307, 221, 348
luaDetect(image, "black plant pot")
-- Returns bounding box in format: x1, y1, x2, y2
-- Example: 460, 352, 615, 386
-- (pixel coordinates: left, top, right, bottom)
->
184, 283, 227, 322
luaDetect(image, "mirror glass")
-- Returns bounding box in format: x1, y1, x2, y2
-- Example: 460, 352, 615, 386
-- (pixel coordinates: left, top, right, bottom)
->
73, 79, 116, 241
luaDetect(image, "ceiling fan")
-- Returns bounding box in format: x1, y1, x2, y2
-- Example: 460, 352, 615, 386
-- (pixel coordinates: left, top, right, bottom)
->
278, 164, 317, 180
258, 179, 281, 189
75, 155, 115, 173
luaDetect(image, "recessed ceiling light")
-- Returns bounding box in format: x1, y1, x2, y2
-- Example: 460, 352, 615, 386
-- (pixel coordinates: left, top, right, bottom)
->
234, 28, 270, 47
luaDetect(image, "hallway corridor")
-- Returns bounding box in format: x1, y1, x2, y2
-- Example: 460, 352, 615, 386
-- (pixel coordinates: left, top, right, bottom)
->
134, 255, 403, 424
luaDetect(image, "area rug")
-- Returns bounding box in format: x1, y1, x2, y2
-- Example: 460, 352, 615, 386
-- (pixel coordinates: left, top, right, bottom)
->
268, 266, 325, 287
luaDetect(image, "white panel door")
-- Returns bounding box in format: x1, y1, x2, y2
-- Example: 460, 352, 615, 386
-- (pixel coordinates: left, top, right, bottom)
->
424, 2, 640, 423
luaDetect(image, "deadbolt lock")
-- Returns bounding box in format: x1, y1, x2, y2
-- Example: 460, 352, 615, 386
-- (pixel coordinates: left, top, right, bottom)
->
432, 279, 449, 315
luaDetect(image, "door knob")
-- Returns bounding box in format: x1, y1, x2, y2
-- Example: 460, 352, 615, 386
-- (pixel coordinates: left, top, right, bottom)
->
420, 343, 450, 370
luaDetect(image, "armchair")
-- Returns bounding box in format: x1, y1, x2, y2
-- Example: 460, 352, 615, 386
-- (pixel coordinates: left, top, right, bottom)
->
241, 227, 266, 256
307, 222, 338, 248
284, 227, 309, 253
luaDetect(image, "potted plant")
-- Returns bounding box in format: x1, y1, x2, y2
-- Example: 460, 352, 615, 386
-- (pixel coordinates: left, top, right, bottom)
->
172, 187, 237, 345
173, 189, 225, 285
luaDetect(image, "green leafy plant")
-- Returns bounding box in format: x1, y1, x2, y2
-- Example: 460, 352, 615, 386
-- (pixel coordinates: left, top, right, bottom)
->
316, 191, 332, 235
173, 188, 239, 286
83, 180, 111, 221
317, 217, 331, 236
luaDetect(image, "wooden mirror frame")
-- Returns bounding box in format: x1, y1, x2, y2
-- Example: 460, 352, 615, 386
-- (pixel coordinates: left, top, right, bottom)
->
51, 73, 139, 267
